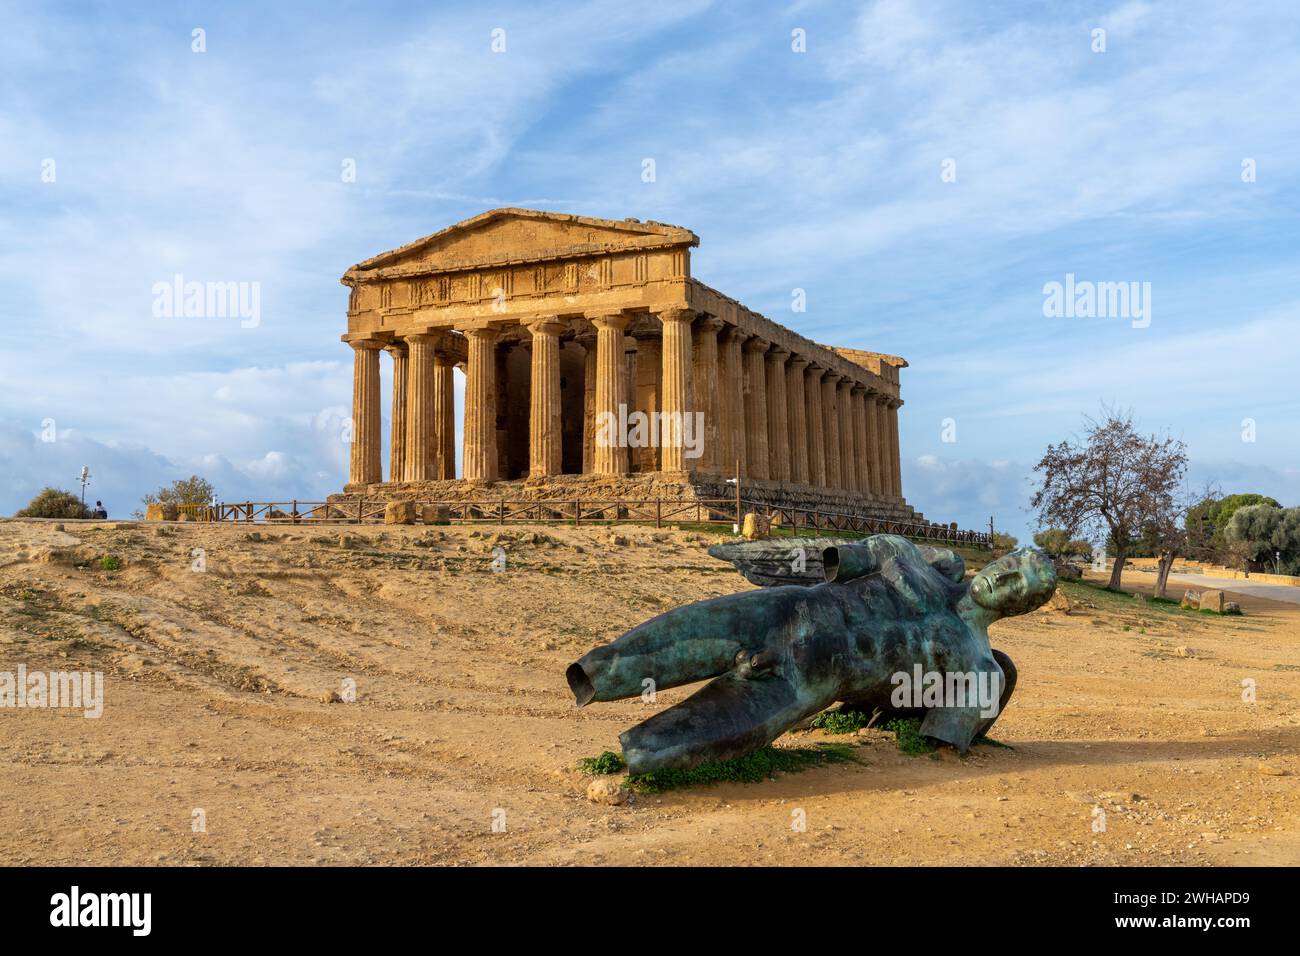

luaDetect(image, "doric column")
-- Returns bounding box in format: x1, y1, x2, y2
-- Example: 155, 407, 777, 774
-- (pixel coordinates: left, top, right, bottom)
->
576, 331, 597, 474
786, 356, 809, 484
805, 364, 826, 487
887, 397, 903, 499
385, 341, 408, 483
765, 347, 790, 482
591, 313, 631, 475
870, 394, 889, 497
691, 316, 723, 474
742, 337, 770, 480
719, 327, 746, 477
658, 308, 694, 473
433, 348, 455, 479
526, 317, 565, 478
851, 384, 870, 495
463, 327, 499, 482
821, 373, 841, 489
348, 340, 382, 486
837, 379, 856, 494
403, 333, 437, 481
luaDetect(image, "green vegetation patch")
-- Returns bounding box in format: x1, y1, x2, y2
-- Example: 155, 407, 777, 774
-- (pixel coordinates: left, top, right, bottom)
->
577, 751, 625, 775
623, 743, 858, 794
809, 709, 872, 734
884, 717, 937, 755
98, 555, 122, 572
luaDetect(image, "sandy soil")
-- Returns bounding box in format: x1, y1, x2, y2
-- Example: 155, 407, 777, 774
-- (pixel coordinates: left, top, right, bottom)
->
1, 520, 1297, 866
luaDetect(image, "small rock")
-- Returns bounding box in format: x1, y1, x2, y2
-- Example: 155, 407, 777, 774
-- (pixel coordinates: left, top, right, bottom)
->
585, 777, 629, 806
1174, 646, 1194, 658
1258, 764, 1290, 777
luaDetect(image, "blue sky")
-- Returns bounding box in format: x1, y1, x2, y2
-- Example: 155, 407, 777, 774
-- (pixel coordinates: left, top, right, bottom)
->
2, 0, 1297, 540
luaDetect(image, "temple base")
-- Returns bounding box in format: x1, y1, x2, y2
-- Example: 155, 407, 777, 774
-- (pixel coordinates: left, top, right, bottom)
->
334, 471, 927, 525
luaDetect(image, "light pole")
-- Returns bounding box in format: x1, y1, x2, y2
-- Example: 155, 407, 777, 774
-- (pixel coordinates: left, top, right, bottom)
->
78, 466, 91, 507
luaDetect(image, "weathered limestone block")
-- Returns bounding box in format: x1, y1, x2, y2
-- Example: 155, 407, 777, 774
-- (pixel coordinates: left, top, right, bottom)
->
385, 500, 416, 525
1199, 588, 1225, 613
741, 511, 771, 540
421, 504, 451, 525
145, 503, 178, 521
1040, 587, 1071, 614
1180, 590, 1200, 610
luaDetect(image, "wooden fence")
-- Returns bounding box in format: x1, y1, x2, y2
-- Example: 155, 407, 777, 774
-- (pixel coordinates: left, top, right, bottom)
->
198, 497, 990, 547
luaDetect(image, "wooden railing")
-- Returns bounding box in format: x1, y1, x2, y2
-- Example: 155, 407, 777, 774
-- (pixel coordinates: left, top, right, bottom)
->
197, 496, 990, 547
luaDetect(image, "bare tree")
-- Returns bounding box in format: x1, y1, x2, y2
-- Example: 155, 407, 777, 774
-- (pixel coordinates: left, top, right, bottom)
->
1031, 408, 1187, 590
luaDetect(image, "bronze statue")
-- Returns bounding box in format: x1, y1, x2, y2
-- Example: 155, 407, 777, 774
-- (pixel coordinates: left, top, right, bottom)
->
567, 535, 1055, 774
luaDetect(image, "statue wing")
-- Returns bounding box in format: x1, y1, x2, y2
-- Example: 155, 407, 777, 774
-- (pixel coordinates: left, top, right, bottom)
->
705, 537, 843, 587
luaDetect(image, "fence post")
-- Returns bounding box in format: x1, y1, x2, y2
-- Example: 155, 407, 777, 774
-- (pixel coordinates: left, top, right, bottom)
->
656, 499, 662, 529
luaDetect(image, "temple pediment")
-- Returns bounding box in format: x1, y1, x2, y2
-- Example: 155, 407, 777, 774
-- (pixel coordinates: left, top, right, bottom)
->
344, 208, 698, 280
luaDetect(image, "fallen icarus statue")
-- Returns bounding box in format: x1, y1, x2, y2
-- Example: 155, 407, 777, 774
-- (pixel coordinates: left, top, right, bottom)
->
567, 534, 1056, 774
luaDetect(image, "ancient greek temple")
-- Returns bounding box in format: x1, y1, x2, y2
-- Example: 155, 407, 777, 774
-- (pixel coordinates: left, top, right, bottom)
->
339, 209, 922, 522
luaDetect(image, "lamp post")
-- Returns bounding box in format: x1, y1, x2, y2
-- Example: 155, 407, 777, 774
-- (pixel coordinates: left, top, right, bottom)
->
78, 466, 91, 507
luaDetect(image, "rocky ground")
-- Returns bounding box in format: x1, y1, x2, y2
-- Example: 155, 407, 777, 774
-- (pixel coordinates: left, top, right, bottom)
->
1, 519, 1296, 866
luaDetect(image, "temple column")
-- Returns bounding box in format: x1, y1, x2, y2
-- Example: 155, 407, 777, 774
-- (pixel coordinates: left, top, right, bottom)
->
576, 331, 597, 474
525, 318, 565, 478
691, 316, 723, 474
887, 398, 903, 499
851, 385, 870, 495
402, 333, 437, 481
463, 327, 499, 482
822, 373, 842, 490
348, 339, 382, 486
871, 394, 890, 497
433, 349, 455, 479
837, 379, 856, 494
765, 347, 790, 482
805, 364, 826, 487
742, 337, 770, 480
719, 327, 746, 477
786, 356, 809, 484
658, 308, 694, 473
592, 313, 631, 475
385, 341, 408, 483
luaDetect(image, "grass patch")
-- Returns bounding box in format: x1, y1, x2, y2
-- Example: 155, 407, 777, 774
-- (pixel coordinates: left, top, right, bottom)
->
624, 743, 858, 794
809, 709, 872, 734
885, 717, 937, 755
98, 555, 121, 572
577, 751, 624, 775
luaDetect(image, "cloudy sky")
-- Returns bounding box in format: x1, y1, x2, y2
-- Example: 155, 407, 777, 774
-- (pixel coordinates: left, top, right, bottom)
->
2, 0, 1296, 538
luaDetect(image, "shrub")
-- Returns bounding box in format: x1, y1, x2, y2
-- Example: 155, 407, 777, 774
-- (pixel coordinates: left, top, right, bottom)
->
15, 488, 91, 519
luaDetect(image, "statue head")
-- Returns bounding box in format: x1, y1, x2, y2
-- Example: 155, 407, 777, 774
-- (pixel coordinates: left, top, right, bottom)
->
967, 547, 1057, 617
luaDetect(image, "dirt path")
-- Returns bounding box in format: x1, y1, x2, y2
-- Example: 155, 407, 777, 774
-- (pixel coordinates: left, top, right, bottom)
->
1, 521, 1297, 865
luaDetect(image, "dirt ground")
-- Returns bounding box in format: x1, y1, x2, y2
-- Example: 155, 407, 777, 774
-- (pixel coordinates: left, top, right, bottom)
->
1, 520, 1297, 866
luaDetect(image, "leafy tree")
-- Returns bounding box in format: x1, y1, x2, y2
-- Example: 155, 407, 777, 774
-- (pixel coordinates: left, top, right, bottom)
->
1186, 493, 1281, 561
1031, 408, 1187, 590
1226, 504, 1299, 573
1033, 528, 1093, 559
15, 487, 92, 519
142, 475, 216, 511
990, 531, 1018, 553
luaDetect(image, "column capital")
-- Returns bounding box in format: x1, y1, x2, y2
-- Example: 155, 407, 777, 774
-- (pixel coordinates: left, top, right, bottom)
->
524, 316, 567, 337
384, 340, 408, 356
655, 306, 695, 325
787, 354, 810, 372
850, 382, 868, 395
463, 326, 500, 342
348, 337, 384, 351
587, 311, 631, 333
806, 362, 830, 378
767, 346, 791, 362
693, 315, 725, 333
887, 397, 903, 409
719, 323, 747, 343
742, 335, 769, 354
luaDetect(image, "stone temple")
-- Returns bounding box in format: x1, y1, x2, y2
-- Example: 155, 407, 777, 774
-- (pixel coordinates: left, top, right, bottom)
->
336, 208, 924, 522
